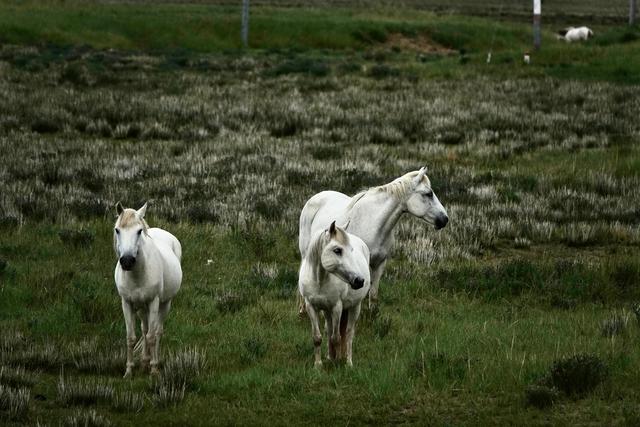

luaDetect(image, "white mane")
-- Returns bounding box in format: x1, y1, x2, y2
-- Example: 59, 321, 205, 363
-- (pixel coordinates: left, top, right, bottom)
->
347, 171, 431, 209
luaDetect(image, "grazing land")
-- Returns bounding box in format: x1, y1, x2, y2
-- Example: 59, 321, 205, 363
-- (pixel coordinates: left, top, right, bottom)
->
0, 2, 640, 426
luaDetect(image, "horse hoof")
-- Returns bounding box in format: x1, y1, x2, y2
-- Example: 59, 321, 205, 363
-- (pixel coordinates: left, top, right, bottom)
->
150, 367, 160, 376
314, 361, 323, 369
123, 369, 133, 379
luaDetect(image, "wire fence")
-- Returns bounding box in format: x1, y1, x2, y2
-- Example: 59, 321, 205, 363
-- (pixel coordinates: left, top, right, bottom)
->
111, 0, 634, 24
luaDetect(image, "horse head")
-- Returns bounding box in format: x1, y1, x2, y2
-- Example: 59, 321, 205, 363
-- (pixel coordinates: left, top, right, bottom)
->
404, 166, 449, 230
114, 202, 149, 271
320, 221, 367, 290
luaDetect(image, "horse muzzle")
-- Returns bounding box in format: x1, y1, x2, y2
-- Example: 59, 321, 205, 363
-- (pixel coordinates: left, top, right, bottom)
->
434, 214, 449, 230
119, 255, 136, 271
350, 277, 365, 290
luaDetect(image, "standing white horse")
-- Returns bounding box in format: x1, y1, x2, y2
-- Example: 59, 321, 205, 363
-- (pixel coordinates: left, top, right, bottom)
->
299, 167, 448, 312
299, 221, 370, 367
113, 202, 182, 377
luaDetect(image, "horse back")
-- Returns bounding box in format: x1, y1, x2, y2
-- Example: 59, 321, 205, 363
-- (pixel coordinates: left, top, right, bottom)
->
148, 228, 182, 301
149, 228, 182, 261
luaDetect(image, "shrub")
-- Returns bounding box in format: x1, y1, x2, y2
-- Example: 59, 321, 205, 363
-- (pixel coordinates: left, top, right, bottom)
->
524, 385, 558, 409
373, 315, 392, 340
369, 64, 400, 79
548, 354, 608, 396
241, 337, 267, 364
58, 229, 95, 247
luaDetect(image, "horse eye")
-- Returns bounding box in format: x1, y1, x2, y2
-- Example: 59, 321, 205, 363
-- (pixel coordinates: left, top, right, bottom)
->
333, 248, 342, 256
425, 191, 433, 198
115, 229, 120, 235
137, 229, 142, 236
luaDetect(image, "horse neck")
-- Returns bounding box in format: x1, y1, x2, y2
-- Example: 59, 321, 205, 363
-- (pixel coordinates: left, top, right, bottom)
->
350, 190, 405, 242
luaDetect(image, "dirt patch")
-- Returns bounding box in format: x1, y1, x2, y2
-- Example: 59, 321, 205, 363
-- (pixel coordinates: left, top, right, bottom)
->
384, 33, 456, 54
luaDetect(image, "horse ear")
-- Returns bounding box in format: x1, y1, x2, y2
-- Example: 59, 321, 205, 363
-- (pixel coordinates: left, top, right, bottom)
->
413, 166, 427, 187
116, 202, 124, 215
328, 221, 337, 237
137, 202, 148, 219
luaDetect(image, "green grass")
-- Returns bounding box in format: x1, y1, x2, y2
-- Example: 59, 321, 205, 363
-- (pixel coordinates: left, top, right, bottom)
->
1, 2, 640, 425
0, 2, 639, 83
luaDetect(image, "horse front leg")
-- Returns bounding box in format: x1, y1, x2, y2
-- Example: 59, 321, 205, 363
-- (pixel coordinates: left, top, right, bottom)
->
297, 291, 307, 318
368, 259, 387, 311
146, 296, 161, 376
305, 301, 323, 368
345, 303, 362, 367
327, 302, 343, 361
121, 299, 137, 378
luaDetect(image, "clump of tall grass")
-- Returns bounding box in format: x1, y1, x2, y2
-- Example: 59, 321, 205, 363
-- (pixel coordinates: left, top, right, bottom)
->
601, 311, 630, 338
162, 347, 207, 390
0, 384, 30, 420
111, 389, 144, 413
57, 375, 114, 406
150, 379, 185, 408
63, 409, 111, 427
5, 344, 60, 372
0, 366, 37, 389
67, 340, 125, 375
215, 291, 252, 314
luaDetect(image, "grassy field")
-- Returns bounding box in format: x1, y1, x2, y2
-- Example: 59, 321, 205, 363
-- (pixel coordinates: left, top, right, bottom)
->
1, 2, 640, 426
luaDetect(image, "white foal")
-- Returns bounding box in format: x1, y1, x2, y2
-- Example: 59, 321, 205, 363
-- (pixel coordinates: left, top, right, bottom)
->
299, 221, 370, 367
113, 202, 182, 377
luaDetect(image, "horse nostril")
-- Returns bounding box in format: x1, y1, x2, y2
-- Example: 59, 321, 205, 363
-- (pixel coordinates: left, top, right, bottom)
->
435, 215, 449, 230
352, 277, 365, 290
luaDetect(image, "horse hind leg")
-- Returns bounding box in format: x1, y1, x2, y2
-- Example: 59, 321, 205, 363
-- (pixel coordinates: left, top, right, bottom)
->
138, 310, 150, 370
339, 309, 349, 361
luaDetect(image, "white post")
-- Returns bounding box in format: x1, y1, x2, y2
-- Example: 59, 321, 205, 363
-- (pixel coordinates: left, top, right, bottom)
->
533, 0, 541, 50
631, 0, 637, 26
241, 0, 250, 48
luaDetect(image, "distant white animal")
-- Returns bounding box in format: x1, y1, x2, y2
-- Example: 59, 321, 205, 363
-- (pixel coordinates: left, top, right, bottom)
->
558, 26, 594, 42
113, 202, 182, 377
298, 167, 448, 313
299, 221, 370, 367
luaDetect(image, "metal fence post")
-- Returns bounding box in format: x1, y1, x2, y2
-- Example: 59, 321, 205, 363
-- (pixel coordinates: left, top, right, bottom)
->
241, 0, 250, 48
533, 0, 541, 50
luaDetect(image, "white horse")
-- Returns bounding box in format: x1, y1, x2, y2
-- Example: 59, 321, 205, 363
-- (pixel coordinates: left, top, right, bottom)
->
299, 167, 448, 312
558, 26, 594, 42
299, 221, 370, 367
113, 202, 182, 377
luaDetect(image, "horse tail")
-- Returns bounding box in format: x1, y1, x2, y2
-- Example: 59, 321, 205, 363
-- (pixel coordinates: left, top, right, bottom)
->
133, 337, 144, 354
299, 197, 322, 258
